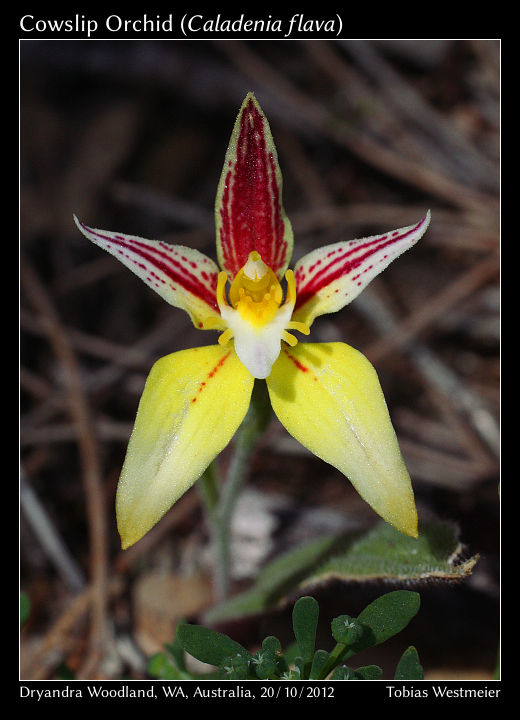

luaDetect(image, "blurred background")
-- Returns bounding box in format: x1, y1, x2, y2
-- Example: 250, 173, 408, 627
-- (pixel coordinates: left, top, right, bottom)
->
20, 39, 499, 680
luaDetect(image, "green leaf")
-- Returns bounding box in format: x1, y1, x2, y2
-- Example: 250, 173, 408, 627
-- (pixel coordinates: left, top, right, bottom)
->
345, 591, 420, 658
276, 654, 289, 676
219, 654, 250, 680
301, 520, 479, 587
330, 665, 357, 680
203, 520, 477, 623
283, 641, 300, 667
148, 652, 192, 680
164, 640, 186, 673
20, 592, 30, 627
355, 664, 383, 680
176, 624, 251, 667
262, 636, 282, 654
309, 650, 330, 679
164, 619, 188, 672
394, 646, 424, 680
292, 596, 319, 665
294, 656, 305, 677
331, 615, 363, 645
251, 649, 278, 679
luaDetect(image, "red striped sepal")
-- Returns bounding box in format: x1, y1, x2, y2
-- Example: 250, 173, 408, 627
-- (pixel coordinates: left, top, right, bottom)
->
74, 216, 224, 330
292, 212, 431, 327
215, 93, 294, 282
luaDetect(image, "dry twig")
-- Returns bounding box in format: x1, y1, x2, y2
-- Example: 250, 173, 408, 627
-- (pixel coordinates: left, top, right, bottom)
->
20, 255, 108, 679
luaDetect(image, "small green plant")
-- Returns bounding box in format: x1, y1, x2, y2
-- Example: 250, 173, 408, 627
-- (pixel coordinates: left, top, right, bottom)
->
20, 591, 30, 628
148, 590, 424, 681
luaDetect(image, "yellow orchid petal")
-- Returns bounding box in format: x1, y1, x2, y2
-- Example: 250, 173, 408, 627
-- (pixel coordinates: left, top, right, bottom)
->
116, 345, 254, 548
266, 342, 418, 537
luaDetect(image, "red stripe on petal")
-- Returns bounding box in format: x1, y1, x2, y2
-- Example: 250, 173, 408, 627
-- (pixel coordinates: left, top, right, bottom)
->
284, 348, 309, 372
295, 216, 428, 311
83, 224, 218, 311
217, 96, 290, 279
191, 351, 231, 402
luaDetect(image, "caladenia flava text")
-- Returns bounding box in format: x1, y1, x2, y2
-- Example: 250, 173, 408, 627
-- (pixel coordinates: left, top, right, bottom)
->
75, 92, 431, 550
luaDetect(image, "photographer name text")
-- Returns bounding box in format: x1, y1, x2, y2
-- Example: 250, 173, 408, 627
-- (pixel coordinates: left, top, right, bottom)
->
387, 684, 500, 699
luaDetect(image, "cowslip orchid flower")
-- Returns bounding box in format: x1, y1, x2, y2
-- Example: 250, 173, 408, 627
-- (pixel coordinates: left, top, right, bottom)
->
75, 93, 430, 550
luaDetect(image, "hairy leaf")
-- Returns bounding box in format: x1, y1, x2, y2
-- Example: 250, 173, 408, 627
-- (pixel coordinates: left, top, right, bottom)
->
395, 646, 424, 680
177, 624, 251, 667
